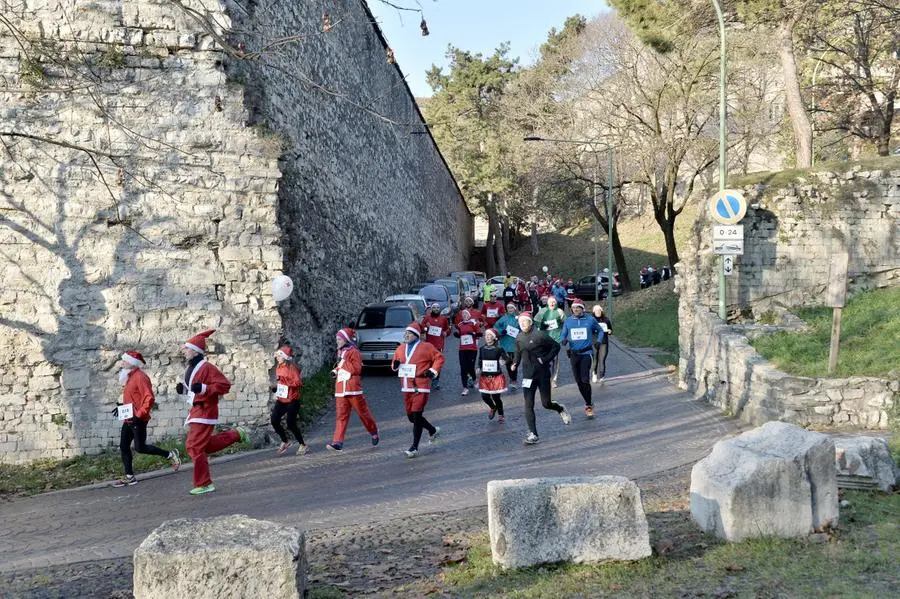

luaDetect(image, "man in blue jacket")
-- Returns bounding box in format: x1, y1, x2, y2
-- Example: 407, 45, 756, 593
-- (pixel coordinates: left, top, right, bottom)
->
559, 298, 605, 418
551, 280, 568, 311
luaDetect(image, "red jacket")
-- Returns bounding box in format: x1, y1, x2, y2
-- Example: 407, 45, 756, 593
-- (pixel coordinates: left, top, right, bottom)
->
517, 282, 529, 303
420, 314, 451, 351
334, 346, 364, 398
537, 283, 550, 298
124, 369, 155, 421
454, 307, 485, 330
274, 362, 302, 403
456, 320, 481, 352
184, 360, 232, 425
392, 340, 445, 394
481, 301, 504, 327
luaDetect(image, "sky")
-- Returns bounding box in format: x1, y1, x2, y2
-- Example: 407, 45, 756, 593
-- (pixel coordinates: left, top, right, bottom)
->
368, 0, 610, 98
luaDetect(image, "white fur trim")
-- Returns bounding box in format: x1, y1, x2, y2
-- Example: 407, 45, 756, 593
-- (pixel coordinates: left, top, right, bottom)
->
184, 342, 205, 354
186, 417, 219, 425
405, 326, 420, 336
335, 391, 364, 397
275, 350, 292, 361
121, 353, 144, 368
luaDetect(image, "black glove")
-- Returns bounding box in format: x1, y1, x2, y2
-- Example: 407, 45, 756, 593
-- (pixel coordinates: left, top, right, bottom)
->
392, 359, 400, 370
190, 382, 203, 394
453, 332, 460, 338
269, 384, 277, 392
111, 404, 121, 416
176, 382, 185, 395
425, 369, 437, 379
330, 369, 338, 378
566, 349, 572, 358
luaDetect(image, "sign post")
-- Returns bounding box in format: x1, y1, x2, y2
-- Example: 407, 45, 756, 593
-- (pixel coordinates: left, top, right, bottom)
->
826, 250, 849, 374
708, 193, 747, 319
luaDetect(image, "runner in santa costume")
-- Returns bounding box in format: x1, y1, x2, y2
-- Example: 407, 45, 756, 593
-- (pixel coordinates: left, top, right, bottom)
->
481, 291, 504, 329
453, 296, 484, 330
391, 322, 445, 458
454, 309, 482, 396
112, 351, 180, 487
328, 328, 379, 451
178, 329, 248, 495
419, 303, 451, 390
476, 329, 509, 423
270, 346, 307, 456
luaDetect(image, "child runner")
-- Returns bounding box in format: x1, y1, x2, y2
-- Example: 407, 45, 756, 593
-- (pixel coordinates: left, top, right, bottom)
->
270, 345, 307, 456
328, 328, 379, 451
493, 303, 520, 390
392, 322, 445, 458
455, 309, 481, 395
476, 329, 509, 422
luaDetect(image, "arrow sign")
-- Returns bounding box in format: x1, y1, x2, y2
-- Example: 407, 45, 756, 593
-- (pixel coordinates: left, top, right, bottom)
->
708, 190, 747, 225
723, 255, 735, 276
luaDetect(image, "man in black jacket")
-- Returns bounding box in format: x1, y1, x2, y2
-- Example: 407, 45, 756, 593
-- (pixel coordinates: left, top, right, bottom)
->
510, 311, 571, 444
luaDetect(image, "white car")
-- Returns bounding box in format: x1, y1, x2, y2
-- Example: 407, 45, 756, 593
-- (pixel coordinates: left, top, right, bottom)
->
383, 294, 427, 318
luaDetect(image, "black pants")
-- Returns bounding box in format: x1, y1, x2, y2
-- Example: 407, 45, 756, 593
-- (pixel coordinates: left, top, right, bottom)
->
522, 374, 563, 436
459, 350, 477, 386
506, 359, 518, 382
570, 352, 593, 406
120, 419, 169, 476
593, 342, 609, 378
481, 393, 504, 415
271, 400, 304, 445
407, 411, 436, 450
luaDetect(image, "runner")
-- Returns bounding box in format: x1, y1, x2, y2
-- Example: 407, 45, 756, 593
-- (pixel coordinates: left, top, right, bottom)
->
178, 329, 247, 496
592, 304, 614, 384
328, 328, 379, 451
453, 296, 485, 330
476, 329, 509, 422
482, 279, 495, 305
516, 278, 530, 311
551, 279, 568, 310
454, 309, 482, 395
391, 323, 445, 458
111, 351, 180, 487
565, 278, 577, 311
493, 303, 521, 390
559, 299, 606, 419
269, 345, 307, 456
510, 311, 570, 444
420, 303, 451, 389
502, 279, 517, 308
481, 291, 504, 330
534, 295, 567, 387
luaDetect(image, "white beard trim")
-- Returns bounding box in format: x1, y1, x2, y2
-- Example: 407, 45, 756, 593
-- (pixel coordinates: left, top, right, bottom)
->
118, 368, 133, 386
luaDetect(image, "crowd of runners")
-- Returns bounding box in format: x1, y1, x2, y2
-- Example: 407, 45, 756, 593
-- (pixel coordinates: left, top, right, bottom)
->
110, 272, 614, 495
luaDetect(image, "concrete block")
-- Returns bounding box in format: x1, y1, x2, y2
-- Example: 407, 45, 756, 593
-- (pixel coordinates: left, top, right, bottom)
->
833, 435, 898, 492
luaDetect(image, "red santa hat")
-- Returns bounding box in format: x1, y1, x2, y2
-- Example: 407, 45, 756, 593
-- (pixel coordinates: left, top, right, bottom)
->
184, 329, 215, 354
405, 322, 422, 337
121, 351, 146, 368
518, 311, 533, 321
571, 299, 585, 310
506, 302, 517, 310
274, 345, 293, 361
336, 328, 355, 344
484, 328, 498, 342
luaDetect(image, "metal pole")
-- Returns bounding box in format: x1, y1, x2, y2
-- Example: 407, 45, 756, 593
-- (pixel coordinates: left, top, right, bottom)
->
713, 0, 727, 321
593, 158, 599, 303
606, 146, 614, 321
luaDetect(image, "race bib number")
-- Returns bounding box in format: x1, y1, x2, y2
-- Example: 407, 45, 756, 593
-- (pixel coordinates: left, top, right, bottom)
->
275, 383, 289, 399
117, 404, 133, 420
570, 328, 588, 341
545, 319, 558, 330
599, 323, 609, 333
186, 390, 195, 406
398, 364, 417, 378
461, 334, 474, 346
482, 360, 499, 373
506, 326, 520, 339
427, 325, 442, 337
567, 288, 575, 295
336, 368, 351, 382
521, 378, 533, 389
486, 308, 499, 318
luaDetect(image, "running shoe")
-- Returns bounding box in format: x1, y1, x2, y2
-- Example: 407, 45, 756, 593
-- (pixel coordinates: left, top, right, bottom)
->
371, 433, 380, 446
585, 406, 595, 419
591, 373, 598, 384
498, 414, 505, 423
326, 442, 343, 452
168, 449, 181, 472
488, 408, 496, 420
599, 377, 606, 386
509, 383, 518, 391
277, 441, 292, 455
189, 484, 216, 495
552, 379, 559, 388
428, 426, 441, 444
433, 382, 441, 390
559, 404, 572, 425
467, 379, 475, 389
461, 388, 469, 396
404, 449, 419, 459
296, 444, 309, 456
236, 426, 249, 444
112, 475, 137, 488
524, 433, 540, 445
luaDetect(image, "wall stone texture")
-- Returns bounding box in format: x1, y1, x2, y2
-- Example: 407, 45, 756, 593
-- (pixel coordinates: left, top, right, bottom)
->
0, 0, 471, 464
677, 165, 899, 429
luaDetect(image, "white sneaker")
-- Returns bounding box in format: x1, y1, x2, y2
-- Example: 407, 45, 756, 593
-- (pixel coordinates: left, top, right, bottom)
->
461, 388, 469, 396
509, 383, 518, 390
524, 433, 540, 445
599, 377, 606, 386
428, 426, 441, 444
591, 373, 598, 384
552, 379, 559, 388
404, 449, 419, 458
296, 444, 309, 456
168, 449, 181, 472
559, 405, 571, 425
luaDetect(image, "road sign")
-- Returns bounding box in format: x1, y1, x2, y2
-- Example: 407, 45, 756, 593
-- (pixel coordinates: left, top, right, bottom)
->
712, 224, 743, 240
708, 189, 747, 225
713, 240, 744, 255
723, 255, 735, 276
826, 250, 849, 308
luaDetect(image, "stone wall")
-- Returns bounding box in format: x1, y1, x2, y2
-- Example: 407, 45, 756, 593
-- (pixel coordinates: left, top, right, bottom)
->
0, 0, 471, 464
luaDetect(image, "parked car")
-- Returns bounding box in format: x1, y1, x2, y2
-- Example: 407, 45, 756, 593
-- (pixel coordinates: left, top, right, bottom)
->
406, 283, 453, 317
486, 275, 524, 288
449, 271, 480, 302
351, 303, 417, 367
431, 277, 466, 313
572, 273, 624, 300
383, 294, 427, 319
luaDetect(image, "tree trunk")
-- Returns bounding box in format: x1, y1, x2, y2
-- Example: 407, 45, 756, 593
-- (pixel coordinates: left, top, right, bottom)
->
876, 103, 893, 156
485, 194, 497, 276
661, 217, 680, 269
610, 229, 632, 291
501, 215, 511, 261
779, 19, 813, 168
530, 222, 539, 256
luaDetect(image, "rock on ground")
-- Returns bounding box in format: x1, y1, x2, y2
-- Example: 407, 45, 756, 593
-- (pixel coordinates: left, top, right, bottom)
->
690, 421, 838, 541
133, 515, 305, 599
487, 476, 652, 569
833, 435, 898, 492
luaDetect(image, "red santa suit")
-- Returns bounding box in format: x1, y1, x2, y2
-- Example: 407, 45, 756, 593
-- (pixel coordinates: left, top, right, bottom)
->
274, 360, 302, 403
481, 300, 504, 328
392, 329, 445, 413
454, 306, 484, 330
124, 368, 155, 421
420, 313, 451, 352
332, 329, 378, 444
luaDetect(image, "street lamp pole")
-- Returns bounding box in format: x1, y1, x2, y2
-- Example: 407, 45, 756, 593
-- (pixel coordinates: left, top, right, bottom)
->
712, 0, 728, 320
593, 159, 600, 303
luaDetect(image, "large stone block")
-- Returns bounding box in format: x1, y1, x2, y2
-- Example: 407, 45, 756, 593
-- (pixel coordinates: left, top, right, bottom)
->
691, 421, 838, 541
833, 435, 898, 492
133, 515, 306, 599
487, 476, 651, 569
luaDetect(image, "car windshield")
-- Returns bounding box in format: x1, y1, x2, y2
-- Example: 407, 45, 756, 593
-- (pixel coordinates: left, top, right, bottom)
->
433, 280, 459, 294
419, 285, 448, 303
357, 306, 413, 329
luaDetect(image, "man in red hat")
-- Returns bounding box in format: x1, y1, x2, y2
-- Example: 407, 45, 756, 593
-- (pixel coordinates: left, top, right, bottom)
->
328, 328, 379, 451
391, 322, 444, 458
112, 351, 180, 487
177, 329, 247, 495
270, 345, 306, 456
419, 303, 450, 390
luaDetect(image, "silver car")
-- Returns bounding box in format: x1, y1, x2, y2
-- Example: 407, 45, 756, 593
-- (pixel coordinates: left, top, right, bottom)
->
352, 303, 417, 367
383, 294, 427, 318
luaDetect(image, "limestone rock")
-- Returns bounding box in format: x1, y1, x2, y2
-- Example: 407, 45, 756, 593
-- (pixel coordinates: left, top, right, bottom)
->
487, 476, 651, 569
133, 515, 306, 599
833, 435, 898, 492
690, 421, 838, 541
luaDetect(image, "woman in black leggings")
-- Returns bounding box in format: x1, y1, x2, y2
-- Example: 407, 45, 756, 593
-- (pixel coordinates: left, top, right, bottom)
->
591, 305, 613, 383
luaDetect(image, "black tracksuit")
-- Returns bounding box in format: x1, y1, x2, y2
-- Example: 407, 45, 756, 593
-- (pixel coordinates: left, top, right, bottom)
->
513, 327, 563, 436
